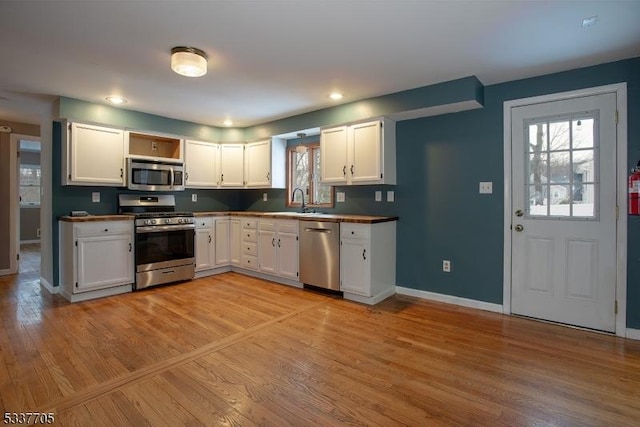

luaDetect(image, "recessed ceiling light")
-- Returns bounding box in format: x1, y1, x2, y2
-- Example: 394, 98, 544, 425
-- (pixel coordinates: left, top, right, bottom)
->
582, 15, 598, 28
223, 119, 233, 127
105, 96, 127, 105
171, 46, 208, 77
329, 92, 344, 100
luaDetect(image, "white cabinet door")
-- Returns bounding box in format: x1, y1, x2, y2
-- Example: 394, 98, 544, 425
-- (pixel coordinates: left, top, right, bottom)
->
277, 231, 299, 280
67, 122, 126, 186
349, 120, 381, 183
230, 219, 241, 266
214, 218, 230, 266
258, 229, 277, 274
220, 143, 245, 187
76, 233, 133, 292
185, 140, 219, 188
195, 227, 214, 271
320, 126, 348, 184
245, 139, 271, 187
340, 237, 370, 296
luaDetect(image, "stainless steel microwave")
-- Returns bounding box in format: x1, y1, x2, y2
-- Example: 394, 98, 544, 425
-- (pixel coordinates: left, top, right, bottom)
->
127, 158, 185, 191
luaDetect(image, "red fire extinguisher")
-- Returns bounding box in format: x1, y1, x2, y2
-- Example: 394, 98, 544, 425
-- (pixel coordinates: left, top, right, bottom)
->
629, 161, 640, 215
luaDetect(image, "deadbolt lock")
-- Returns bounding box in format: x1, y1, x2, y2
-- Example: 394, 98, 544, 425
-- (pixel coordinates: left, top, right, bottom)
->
515, 209, 524, 217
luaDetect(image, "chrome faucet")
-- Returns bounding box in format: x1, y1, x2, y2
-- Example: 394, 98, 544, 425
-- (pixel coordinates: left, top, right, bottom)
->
291, 187, 307, 213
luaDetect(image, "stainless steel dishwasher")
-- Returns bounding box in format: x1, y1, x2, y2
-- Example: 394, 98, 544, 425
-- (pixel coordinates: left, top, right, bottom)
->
299, 220, 340, 291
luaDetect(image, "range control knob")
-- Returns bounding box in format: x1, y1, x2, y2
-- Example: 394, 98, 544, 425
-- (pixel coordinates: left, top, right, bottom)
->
165, 218, 172, 224
178, 218, 184, 224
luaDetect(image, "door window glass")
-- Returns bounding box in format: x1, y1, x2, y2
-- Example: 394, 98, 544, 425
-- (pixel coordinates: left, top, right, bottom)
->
525, 113, 598, 218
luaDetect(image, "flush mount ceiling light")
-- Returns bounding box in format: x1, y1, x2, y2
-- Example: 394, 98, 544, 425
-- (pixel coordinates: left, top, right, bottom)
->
329, 92, 344, 100
223, 119, 233, 127
105, 96, 127, 105
171, 46, 208, 77
582, 15, 598, 28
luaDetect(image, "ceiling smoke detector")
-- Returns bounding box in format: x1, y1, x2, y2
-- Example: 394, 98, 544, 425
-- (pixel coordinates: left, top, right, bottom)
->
171, 46, 208, 77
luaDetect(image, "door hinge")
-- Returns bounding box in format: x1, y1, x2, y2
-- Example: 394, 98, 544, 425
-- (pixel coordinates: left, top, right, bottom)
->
75, 282, 78, 288
615, 300, 618, 314
16, 253, 19, 261
616, 205, 619, 220
75, 241, 78, 246
615, 110, 619, 124
17, 151, 20, 158
296, 236, 298, 241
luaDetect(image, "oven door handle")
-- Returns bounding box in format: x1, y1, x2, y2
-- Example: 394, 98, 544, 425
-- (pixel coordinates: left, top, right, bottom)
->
136, 225, 195, 233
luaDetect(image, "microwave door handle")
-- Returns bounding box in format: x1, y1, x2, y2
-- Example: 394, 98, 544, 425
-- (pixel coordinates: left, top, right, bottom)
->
170, 167, 174, 188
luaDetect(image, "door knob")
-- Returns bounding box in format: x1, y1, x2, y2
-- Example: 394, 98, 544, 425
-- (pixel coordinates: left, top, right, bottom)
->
515, 209, 524, 217
514, 224, 524, 232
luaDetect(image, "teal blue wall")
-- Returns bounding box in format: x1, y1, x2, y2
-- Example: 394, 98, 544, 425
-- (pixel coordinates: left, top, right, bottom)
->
51, 58, 639, 329
394, 58, 640, 327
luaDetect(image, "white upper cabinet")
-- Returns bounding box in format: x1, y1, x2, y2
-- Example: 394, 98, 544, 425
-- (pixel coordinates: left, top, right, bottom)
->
62, 121, 126, 186
320, 118, 396, 185
185, 140, 220, 188
245, 138, 286, 188
320, 126, 348, 184
219, 143, 245, 187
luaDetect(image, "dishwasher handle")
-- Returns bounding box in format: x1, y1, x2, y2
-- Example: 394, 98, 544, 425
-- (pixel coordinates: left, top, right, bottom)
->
304, 228, 333, 233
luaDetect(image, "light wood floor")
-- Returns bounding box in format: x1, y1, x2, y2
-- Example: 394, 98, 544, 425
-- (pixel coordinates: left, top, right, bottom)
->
1, 269, 639, 426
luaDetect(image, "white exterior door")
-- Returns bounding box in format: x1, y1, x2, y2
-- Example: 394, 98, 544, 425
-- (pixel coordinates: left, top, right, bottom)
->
510, 92, 617, 332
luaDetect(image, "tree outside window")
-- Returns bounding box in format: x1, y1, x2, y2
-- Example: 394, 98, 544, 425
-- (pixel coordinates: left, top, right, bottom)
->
287, 144, 333, 208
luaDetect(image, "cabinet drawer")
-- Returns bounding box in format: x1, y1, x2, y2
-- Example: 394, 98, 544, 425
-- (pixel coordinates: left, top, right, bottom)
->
195, 217, 213, 229
241, 254, 258, 270
242, 229, 257, 242
278, 220, 298, 235
340, 223, 369, 239
241, 218, 257, 229
243, 242, 258, 256
258, 219, 276, 231
75, 221, 132, 237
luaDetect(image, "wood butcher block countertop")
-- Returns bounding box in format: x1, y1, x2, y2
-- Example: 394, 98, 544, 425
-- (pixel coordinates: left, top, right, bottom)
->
59, 212, 397, 224
194, 211, 398, 224
59, 215, 135, 222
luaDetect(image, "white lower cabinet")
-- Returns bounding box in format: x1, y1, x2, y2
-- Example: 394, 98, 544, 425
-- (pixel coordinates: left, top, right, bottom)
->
340, 221, 396, 304
59, 219, 134, 302
195, 217, 215, 271
230, 218, 241, 266
240, 217, 259, 270
258, 219, 299, 280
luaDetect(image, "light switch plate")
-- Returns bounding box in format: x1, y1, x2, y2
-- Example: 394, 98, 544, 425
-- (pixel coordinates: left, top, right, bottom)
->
479, 181, 493, 194
92, 192, 100, 203
263, 193, 268, 202
191, 193, 197, 202
336, 192, 345, 203
375, 191, 382, 202
387, 191, 395, 202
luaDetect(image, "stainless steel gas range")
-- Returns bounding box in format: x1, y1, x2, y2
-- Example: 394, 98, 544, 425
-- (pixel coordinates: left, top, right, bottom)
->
118, 194, 195, 289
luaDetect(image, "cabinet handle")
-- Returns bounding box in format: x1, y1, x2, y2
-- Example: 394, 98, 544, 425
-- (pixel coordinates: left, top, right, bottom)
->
342, 166, 346, 176
277, 239, 281, 248
350, 165, 354, 176
208, 235, 212, 243
129, 243, 132, 252
362, 249, 366, 260
221, 174, 224, 182
266, 171, 270, 181
104, 228, 108, 232
186, 172, 189, 181
120, 168, 123, 178
272, 238, 275, 247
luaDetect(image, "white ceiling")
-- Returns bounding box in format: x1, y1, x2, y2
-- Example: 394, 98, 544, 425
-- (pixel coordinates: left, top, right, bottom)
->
1, 1, 638, 127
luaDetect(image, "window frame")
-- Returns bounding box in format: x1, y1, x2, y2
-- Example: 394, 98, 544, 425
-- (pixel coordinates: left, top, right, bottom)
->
19, 163, 41, 207
286, 143, 334, 209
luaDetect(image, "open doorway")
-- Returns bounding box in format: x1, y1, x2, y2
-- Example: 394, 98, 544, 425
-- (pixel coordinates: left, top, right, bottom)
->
17, 136, 41, 276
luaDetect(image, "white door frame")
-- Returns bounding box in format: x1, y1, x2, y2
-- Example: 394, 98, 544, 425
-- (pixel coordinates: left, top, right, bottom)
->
503, 83, 628, 337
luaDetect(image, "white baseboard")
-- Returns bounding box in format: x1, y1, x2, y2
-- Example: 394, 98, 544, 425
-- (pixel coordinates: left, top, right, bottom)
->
626, 328, 640, 341
395, 286, 503, 314
344, 287, 396, 305
40, 277, 58, 294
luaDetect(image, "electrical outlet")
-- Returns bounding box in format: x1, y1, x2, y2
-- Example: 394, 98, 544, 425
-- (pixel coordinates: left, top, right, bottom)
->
263, 192, 268, 202
479, 181, 493, 194
151, 141, 158, 151
387, 191, 395, 202
337, 192, 345, 203
92, 192, 100, 203
375, 191, 382, 202
36, 228, 41, 238
191, 193, 197, 202
442, 260, 451, 272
